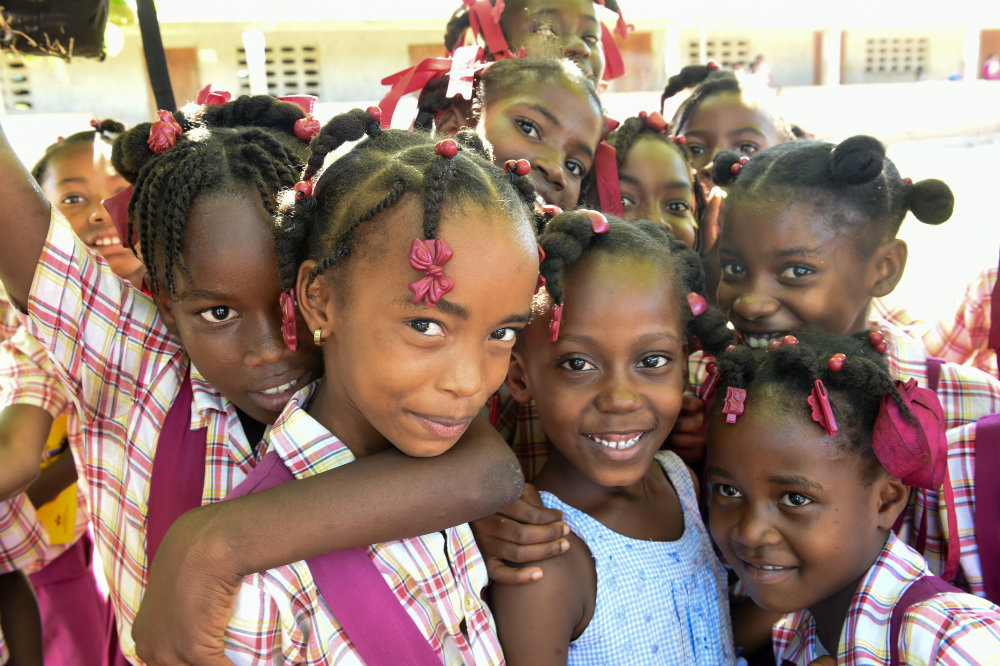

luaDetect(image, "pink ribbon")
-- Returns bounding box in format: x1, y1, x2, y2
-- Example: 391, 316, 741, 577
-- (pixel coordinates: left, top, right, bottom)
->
279, 290, 298, 351
196, 83, 232, 106
379, 58, 453, 129
408, 238, 455, 307
147, 110, 183, 154
445, 45, 485, 101
549, 303, 564, 342
872, 378, 947, 491
594, 116, 623, 216
278, 95, 318, 116
102, 185, 135, 249
468, 0, 515, 60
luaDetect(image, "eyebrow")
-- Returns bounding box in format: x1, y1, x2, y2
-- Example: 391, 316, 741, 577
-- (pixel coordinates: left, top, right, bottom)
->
56, 177, 87, 186
618, 173, 692, 191
177, 288, 231, 302
558, 330, 682, 346
394, 294, 533, 325
528, 8, 598, 27
774, 246, 822, 258
768, 474, 824, 492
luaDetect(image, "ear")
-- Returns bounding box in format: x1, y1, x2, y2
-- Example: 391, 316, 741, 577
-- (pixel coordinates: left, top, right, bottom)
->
434, 101, 475, 137
296, 260, 337, 344
874, 473, 911, 531
869, 239, 908, 298
505, 348, 535, 404
150, 284, 179, 337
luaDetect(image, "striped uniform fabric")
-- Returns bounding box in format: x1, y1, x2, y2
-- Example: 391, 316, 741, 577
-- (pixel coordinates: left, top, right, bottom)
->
772, 532, 1000, 665
490, 384, 549, 481
225, 383, 504, 665
924, 266, 999, 377
22, 209, 258, 663
0, 283, 24, 343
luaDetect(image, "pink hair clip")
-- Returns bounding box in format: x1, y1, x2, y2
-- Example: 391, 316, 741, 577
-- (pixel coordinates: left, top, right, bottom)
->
583, 210, 610, 234
147, 110, 183, 154
549, 303, 564, 342
408, 238, 454, 307
807, 379, 838, 436
687, 292, 707, 316
638, 110, 670, 134
294, 116, 321, 143
279, 290, 298, 351
722, 386, 747, 423
540, 204, 562, 218
698, 358, 721, 403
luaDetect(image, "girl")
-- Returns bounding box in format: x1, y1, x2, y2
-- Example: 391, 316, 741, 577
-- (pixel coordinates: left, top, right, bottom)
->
489, 211, 736, 664
444, 0, 629, 84
708, 135, 1000, 595
706, 330, 1000, 664
402, 56, 604, 211
0, 95, 525, 663
602, 111, 699, 248
219, 108, 539, 661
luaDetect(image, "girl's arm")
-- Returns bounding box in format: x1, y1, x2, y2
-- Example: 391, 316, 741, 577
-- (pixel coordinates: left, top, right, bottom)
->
0, 570, 43, 666
488, 531, 591, 666
133, 416, 524, 665
0, 125, 52, 308
0, 405, 52, 500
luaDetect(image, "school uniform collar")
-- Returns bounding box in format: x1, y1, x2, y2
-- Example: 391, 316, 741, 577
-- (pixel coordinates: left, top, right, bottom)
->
188, 363, 233, 430
265, 380, 356, 479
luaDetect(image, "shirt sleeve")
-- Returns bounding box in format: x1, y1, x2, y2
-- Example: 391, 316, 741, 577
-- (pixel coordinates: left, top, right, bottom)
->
0, 328, 71, 418
0, 496, 46, 574
901, 595, 1000, 666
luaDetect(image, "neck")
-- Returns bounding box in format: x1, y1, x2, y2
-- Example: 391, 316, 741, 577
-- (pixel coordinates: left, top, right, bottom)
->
305, 377, 390, 459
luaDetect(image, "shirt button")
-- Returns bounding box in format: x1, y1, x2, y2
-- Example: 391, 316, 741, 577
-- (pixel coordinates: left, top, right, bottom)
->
463, 594, 478, 613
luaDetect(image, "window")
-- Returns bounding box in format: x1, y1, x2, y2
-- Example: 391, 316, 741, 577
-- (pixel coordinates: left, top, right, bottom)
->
237, 44, 320, 96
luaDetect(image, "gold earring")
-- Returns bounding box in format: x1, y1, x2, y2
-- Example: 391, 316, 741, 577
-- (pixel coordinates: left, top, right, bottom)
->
313, 328, 324, 347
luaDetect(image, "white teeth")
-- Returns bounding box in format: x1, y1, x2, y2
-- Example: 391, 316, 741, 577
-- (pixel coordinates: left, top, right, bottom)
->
261, 379, 297, 396
93, 236, 121, 247
753, 563, 787, 570
535, 193, 546, 206
588, 433, 642, 450
744, 333, 784, 349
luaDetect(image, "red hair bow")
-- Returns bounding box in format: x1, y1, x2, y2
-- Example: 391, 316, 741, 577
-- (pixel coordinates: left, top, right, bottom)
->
872, 378, 947, 490
408, 238, 454, 307
638, 110, 670, 134
196, 83, 232, 107
147, 110, 183, 154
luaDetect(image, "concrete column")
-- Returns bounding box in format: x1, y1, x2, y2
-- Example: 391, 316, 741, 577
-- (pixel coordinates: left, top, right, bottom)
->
663, 21, 682, 79
821, 27, 843, 85
962, 26, 980, 80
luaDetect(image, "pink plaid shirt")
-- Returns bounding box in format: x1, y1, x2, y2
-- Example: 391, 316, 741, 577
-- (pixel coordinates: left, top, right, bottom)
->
21, 209, 258, 663
772, 533, 1000, 665
924, 266, 998, 377
226, 383, 504, 665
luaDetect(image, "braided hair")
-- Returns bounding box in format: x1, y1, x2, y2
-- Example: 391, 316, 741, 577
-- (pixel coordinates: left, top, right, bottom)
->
110, 95, 309, 297
712, 328, 908, 480
273, 108, 537, 295
712, 135, 954, 255
536, 211, 734, 355
661, 64, 794, 142
31, 119, 125, 183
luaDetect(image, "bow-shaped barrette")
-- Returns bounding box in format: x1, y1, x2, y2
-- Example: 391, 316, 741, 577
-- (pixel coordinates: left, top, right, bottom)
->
408, 238, 455, 307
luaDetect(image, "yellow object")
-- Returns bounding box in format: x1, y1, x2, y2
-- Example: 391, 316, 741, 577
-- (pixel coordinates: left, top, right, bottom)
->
35, 415, 76, 545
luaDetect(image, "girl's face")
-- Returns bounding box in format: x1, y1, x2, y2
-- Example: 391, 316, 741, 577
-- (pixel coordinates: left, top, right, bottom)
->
619, 136, 697, 248
716, 198, 883, 348
500, 0, 604, 83
679, 90, 786, 190
309, 197, 537, 459
509, 253, 686, 489
479, 75, 603, 210
155, 194, 323, 425
706, 403, 891, 615
40, 143, 145, 285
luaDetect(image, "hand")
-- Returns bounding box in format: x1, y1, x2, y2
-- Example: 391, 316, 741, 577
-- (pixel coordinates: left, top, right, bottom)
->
699, 186, 725, 255
132, 508, 238, 666
665, 393, 706, 465
470, 483, 569, 585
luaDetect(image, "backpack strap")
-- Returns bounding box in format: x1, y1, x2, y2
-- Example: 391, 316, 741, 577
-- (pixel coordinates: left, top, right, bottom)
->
976, 414, 1000, 603
889, 574, 962, 665
226, 450, 441, 666
925, 355, 944, 393
987, 257, 999, 377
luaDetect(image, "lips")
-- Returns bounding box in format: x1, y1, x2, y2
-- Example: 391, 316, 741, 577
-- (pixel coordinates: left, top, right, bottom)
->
585, 431, 646, 451
248, 372, 312, 413
412, 412, 475, 439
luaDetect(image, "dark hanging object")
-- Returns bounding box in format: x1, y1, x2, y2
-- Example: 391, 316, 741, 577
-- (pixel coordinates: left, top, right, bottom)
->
0, 0, 109, 61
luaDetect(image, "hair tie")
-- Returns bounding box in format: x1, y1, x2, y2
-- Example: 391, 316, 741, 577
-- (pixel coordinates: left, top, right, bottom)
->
435, 138, 459, 159
90, 118, 101, 129
147, 110, 183, 154
294, 116, 321, 142
549, 303, 564, 342
279, 290, 298, 351
903, 177, 913, 187
722, 386, 747, 423
294, 179, 314, 200
827, 352, 846, 372
408, 238, 454, 307
729, 155, 749, 175
504, 159, 531, 176
707, 60, 721, 71
807, 379, 838, 436
582, 209, 610, 234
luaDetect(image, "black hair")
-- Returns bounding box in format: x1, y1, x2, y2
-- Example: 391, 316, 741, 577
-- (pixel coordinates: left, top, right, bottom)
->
711, 328, 908, 479
273, 108, 537, 296
31, 118, 126, 183
660, 64, 794, 141
443, 0, 622, 57
711, 135, 954, 253
536, 211, 735, 355
110, 95, 310, 297
415, 56, 600, 133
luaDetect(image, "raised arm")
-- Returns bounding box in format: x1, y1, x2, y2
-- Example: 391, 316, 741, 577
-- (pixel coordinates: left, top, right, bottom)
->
0, 405, 52, 500
0, 124, 52, 308
133, 415, 524, 664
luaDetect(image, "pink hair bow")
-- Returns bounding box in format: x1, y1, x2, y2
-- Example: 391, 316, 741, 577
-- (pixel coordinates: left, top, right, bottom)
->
379, 57, 453, 129
277, 95, 322, 141
467, 0, 516, 60
408, 238, 454, 307
147, 110, 183, 154
196, 83, 232, 106
445, 45, 485, 101
594, 116, 623, 216
872, 378, 947, 490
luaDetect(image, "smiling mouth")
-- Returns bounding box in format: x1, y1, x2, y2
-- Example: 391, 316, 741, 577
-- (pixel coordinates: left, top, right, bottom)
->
585, 431, 647, 450
260, 378, 299, 396
91, 235, 123, 248
740, 331, 789, 349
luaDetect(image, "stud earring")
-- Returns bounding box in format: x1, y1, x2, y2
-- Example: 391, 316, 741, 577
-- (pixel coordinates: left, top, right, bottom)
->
314, 328, 324, 347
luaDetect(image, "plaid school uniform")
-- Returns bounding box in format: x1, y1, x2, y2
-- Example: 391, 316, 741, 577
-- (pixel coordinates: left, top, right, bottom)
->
224, 383, 504, 666
924, 266, 998, 377
490, 384, 549, 481
22, 209, 259, 662
772, 532, 1000, 665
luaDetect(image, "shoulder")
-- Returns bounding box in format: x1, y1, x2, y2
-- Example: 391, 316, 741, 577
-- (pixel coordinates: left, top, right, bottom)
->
900, 593, 1000, 665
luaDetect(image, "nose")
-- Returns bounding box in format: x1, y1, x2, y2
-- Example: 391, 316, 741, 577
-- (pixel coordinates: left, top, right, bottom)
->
438, 345, 486, 399
640, 201, 674, 235
86, 200, 113, 228
561, 32, 590, 63
593, 371, 642, 413
730, 502, 782, 550
244, 313, 292, 367
531, 156, 567, 194
732, 290, 780, 322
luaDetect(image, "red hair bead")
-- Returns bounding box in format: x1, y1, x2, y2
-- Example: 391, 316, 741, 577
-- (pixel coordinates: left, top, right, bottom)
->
827, 352, 847, 372
293, 180, 313, 200
435, 139, 459, 158
366, 106, 382, 124
730, 162, 743, 175
781, 335, 798, 345
674, 135, 687, 146
707, 60, 721, 71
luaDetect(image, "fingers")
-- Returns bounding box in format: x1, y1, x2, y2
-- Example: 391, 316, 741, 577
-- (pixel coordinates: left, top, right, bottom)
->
484, 557, 546, 586
700, 187, 725, 253
667, 393, 706, 465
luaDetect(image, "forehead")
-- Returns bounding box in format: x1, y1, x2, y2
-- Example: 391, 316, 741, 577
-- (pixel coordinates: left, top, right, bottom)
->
563, 252, 683, 324
183, 194, 275, 274
720, 197, 853, 252
505, 0, 597, 24
620, 136, 690, 184
46, 143, 118, 178
684, 90, 779, 138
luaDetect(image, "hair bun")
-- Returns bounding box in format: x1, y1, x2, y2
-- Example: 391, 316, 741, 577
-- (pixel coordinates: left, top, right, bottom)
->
711, 150, 744, 187
830, 135, 885, 185
907, 178, 954, 225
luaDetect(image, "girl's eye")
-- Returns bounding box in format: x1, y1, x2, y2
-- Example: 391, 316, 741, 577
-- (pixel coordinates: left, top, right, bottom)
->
60, 194, 86, 205
409, 319, 445, 337
638, 354, 669, 369
198, 306, 235, 323
621, 195, 636, 210
490, 327, 517, 343
565, 158, 586, 178
714, 483, 742, 499
779, 492, 813, 507
516, 118, 541, 140
582, 33, 599, 46
686, 144, 705, 157
737, 142, 760, 156
780, 265, 813, 279
666, 200, 691, 213
560, 357, 595, 372
721, 261, 746, 278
